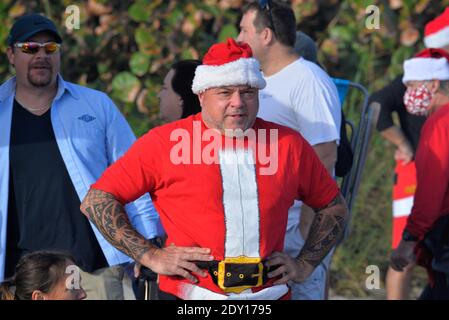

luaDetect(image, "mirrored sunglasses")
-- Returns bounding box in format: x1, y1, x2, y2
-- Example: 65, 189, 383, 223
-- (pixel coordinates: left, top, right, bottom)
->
14, 41, 61, 55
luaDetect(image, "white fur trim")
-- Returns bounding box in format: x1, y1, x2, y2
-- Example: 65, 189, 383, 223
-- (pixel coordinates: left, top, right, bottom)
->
177, 282, 289, 300
424, 25, 449, 48
219, 149, 260, 258
402, 57, 449, 84
192, 57, 266, 94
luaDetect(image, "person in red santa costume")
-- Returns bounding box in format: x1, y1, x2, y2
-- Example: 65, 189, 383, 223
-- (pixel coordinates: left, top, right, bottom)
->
370, 7, 449, 300
80, 38, 349, 300
391, 48, 449, 299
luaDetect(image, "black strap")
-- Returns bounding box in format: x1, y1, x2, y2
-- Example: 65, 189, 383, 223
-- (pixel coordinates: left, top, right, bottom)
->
195, 260, 277, 287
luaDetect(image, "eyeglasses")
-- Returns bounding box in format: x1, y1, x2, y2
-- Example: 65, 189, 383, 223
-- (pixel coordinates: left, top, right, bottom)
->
258, 0, 277, 37
14, 42, 61, 55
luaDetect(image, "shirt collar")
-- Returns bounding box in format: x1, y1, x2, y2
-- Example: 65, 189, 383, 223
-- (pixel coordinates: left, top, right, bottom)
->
54, 74, 79, 100
0, 74, 79, 103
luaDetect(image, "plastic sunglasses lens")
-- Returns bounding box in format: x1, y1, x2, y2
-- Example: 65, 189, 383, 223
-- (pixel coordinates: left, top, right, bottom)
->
44, 43, 59, 54
21, 43, 40, 54
18, 42, 59, 54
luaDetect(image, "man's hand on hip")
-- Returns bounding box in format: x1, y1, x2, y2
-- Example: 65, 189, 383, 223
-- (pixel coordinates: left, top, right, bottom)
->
265, 251, 314, 284
141, 244, 214, 284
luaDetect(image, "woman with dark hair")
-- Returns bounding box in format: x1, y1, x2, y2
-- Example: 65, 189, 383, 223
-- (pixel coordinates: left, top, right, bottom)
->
0, 251, 86, 300
158, 60, 202, 121
133, 60, 201, 299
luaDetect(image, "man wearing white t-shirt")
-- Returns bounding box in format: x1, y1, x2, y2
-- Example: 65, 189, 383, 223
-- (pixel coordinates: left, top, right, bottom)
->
238, 1, 341, 300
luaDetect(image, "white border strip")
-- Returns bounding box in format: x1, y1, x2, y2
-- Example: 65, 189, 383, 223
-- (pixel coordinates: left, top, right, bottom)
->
219, 149, 260, 258
393, 196, 414, 218
177, 282, 289, 300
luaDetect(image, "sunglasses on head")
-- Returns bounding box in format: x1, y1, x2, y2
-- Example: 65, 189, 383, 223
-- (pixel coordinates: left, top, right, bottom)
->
14, 41, 61, 54
258, 0, 277, 37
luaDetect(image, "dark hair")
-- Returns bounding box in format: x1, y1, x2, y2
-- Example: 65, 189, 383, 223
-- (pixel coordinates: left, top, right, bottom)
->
242, 1, 296, 47
170, 60, 202, 119
294, 31, 318, 63
0, 251, 75, 300
0, 279, 14, 300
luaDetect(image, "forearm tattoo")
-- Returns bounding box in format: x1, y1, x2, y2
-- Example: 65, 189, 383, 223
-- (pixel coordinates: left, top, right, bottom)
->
296, 194, 348, 268
80, 188, 151, 261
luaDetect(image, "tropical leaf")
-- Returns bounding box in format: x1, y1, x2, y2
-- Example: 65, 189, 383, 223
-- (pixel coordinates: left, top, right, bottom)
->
218, 23, 238, 42
112, 72, 141, 103
128, 2, 151, 22
130, 52, 151, 76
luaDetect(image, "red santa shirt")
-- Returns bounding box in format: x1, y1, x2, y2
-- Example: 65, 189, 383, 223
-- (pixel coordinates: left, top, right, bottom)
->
93, 113, 339, 299
406, 103, 449, 239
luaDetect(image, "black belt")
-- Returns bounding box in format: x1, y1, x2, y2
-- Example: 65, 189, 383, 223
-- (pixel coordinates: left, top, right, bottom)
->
195, 259, 276, 293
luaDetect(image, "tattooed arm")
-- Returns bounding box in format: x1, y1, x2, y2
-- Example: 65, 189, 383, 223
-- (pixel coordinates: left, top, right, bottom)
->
80, 188, 214, 283
295, 193, 348, 277
299, 141, 338, 243
266, 193, 349, 284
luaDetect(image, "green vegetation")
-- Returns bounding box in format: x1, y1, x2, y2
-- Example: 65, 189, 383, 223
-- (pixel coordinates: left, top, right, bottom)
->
1, 0, 447, 298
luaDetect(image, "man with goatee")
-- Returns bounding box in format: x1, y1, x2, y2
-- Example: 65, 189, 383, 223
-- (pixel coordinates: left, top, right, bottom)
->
0, 14, 163, 299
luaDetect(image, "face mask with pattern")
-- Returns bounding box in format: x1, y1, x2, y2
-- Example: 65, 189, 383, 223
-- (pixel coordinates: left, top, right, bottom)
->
403, 83, 433, 116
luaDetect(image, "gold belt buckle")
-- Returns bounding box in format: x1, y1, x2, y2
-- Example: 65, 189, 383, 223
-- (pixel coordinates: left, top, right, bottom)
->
217, 256, 263, 294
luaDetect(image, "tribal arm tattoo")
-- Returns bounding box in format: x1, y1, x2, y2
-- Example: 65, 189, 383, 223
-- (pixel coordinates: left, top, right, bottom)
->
296, 193, 349, 271
80, 188, 156, 262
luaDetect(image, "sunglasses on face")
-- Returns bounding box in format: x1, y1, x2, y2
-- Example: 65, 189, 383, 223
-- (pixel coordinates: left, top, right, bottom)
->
13, 41, 61, 55
258, 0, 277, 37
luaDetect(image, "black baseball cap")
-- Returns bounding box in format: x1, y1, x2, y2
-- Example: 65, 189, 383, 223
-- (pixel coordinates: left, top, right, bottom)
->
7, 14, 62, 46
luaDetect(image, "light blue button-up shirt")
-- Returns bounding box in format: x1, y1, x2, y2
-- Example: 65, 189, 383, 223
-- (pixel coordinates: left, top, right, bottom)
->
0, 76, 164, 280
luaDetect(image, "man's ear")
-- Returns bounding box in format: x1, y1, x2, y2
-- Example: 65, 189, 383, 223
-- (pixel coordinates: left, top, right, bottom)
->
6, 47, 15, 67
197, 92, 204, 109
260, 27, 274, 46
429, 79, 440, 94
31, 290, 46, 300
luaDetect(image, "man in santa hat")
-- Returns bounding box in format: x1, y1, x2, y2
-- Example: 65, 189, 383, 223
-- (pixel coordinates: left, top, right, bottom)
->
391, 48, 449, 299
370, 7, 449, 300
79, 38, 349, 300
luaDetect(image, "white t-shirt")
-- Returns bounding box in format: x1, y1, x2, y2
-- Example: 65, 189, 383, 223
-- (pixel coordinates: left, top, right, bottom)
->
258, 57, 341, 257
259, 57, 341, 145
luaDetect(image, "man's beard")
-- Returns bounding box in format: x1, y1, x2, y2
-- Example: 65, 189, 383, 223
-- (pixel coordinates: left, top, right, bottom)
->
27, 63, 53, 87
